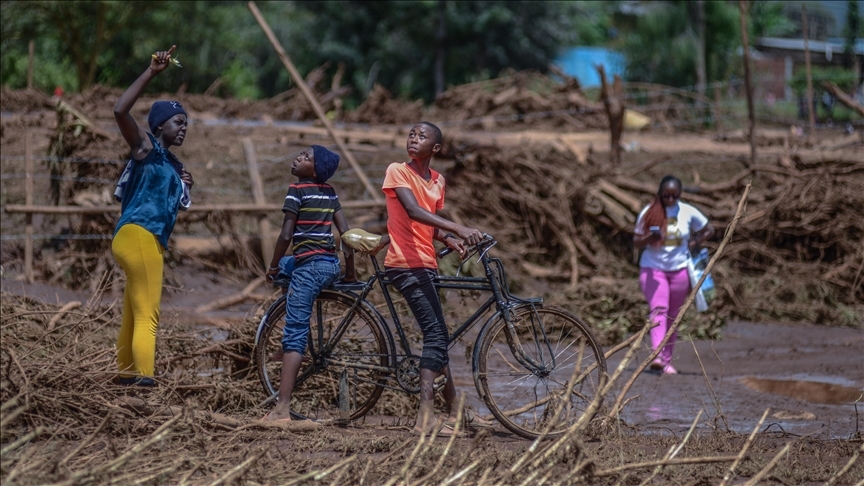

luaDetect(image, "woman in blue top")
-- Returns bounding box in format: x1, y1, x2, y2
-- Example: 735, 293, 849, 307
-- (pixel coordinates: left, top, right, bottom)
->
112, 45, 193, 386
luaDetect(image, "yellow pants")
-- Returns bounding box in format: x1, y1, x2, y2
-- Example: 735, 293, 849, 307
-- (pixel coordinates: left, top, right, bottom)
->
112, 224, 164, 377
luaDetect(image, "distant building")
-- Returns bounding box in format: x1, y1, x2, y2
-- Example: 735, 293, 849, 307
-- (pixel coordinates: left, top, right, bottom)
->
754, 37, 864, 100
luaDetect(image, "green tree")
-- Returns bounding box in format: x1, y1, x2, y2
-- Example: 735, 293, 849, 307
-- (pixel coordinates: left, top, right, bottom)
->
1, 0, 595, 102
5, 1, 136, 91
291, 0, 582, 101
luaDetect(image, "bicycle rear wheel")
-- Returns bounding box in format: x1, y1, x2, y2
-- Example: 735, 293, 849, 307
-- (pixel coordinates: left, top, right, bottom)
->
475, 305, 607, 439
254, 290, 391, 421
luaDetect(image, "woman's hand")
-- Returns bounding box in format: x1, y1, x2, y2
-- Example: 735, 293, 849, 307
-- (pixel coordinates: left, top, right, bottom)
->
265, 266, 279, 282
634, 231, 662, 249
150, 45, 176, 75
688, 223, 715, 251
180, 169, 194, 188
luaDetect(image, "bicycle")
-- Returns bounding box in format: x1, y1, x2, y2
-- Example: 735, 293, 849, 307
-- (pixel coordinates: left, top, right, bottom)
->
253, 230, 607, 439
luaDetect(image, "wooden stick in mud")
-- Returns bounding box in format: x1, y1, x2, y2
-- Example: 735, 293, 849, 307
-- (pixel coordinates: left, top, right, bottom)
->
194, 277, 267, 313
24, 132, 34, 284
46, 301, 82, 332
719, 407, 770, 486
596, 64, 625, 166
247, 1, 382, 203
607, 182, 752, 419
243, 138, 274, 271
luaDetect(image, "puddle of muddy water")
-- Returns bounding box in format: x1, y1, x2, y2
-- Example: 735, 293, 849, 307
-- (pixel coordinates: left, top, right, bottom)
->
740, 377, 863, 405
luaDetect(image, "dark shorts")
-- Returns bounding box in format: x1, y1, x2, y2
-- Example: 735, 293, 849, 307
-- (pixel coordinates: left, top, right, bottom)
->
385, 267, 449, 372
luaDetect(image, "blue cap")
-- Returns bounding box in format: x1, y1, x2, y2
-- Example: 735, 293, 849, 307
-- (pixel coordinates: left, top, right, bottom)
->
148, 100, 187, 133
312, 145, 340, 183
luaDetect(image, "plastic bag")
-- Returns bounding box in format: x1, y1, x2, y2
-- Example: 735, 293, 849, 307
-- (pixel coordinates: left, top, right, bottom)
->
687, 248, 716, 312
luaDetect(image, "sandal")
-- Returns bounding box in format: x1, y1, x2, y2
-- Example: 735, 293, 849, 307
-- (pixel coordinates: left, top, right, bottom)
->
411, 418, 466, 438
435, 420, 467, 438
463, 408, 495, 430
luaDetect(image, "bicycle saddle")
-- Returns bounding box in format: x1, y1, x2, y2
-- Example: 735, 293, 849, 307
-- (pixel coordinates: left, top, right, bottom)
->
341, 228, 384, 254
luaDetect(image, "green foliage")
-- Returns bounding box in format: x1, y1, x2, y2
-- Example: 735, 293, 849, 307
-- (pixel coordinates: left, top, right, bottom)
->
618, 0, 794, 87
293, 0, 582, 101
1, 0, 581, 102
789, 66, 858, 95
619, 2, 701, 87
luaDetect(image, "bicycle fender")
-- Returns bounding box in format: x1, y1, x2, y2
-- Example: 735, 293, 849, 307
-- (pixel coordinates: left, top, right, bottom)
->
470, 302, 540, 379
255, 294, 287, 345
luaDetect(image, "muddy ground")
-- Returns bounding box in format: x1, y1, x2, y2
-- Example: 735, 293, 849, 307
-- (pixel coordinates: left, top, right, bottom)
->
5, 272, 863, 442
2, 272, 862, 485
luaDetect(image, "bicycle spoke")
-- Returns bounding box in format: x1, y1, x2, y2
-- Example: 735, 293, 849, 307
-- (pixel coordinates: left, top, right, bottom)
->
254, 291, 390, 422
477, 306, 606, 439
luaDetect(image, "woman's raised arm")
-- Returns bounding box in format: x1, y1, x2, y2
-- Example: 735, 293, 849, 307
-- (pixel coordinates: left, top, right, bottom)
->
113, 45, 175, 159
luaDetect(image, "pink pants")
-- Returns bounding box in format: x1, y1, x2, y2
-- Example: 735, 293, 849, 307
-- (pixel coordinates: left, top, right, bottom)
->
639, 267, 690, 365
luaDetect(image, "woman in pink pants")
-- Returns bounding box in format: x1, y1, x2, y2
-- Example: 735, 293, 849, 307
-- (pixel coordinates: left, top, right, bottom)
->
633, 176, 715, 375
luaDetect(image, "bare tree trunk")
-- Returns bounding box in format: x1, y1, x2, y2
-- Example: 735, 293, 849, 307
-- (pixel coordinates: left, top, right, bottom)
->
694, 0, 707, 101
597, 64, 625, 166
26, 40, 35, 90
434, 0, 447, 98
738, 0, 756, 168
802, 5, 816, 137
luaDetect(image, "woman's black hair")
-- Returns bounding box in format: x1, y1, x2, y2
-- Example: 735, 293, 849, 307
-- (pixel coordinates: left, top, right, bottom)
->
657, 175, 682, 196
643, 175, 683, 235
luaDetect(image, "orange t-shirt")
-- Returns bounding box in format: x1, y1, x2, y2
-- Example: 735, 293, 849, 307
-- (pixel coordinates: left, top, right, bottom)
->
382, 162, 445, 269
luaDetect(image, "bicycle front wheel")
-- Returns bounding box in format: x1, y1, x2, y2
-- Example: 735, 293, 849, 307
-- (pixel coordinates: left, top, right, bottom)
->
254, 290, 391, 421
475, 305, 607, 439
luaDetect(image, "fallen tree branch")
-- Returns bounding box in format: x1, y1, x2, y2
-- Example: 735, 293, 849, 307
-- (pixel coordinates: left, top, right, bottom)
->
195, 277, 266, 313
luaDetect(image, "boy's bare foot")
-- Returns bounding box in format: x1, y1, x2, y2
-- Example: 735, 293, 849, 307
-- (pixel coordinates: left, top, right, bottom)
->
261, 406, 293, 423
412, 402, 439, 434
412, 416, 441, 435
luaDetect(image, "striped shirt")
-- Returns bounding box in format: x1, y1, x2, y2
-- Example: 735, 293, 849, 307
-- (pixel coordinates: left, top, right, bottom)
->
282, 180, 341, 264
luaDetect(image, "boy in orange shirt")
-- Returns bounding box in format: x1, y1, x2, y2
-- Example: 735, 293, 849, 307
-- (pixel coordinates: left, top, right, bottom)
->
382, 122, 492, 435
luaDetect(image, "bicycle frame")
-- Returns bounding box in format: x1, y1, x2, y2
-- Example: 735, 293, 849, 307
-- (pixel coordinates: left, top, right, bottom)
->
332, 238, 555, 375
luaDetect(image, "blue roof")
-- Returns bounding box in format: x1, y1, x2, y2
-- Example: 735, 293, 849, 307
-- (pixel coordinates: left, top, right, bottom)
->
554, 47, 626, 88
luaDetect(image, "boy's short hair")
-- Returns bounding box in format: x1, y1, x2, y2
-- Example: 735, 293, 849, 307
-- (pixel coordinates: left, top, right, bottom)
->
419, 121, 443, 145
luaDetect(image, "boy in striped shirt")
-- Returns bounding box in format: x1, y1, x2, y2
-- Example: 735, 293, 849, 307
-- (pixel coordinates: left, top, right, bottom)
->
262, 145, 355, 423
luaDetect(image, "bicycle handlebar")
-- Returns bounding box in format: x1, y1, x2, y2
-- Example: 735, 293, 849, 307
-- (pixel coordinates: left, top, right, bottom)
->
437, 233, 493, 259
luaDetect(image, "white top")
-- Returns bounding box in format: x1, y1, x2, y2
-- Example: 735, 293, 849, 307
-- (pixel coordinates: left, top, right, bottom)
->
635, 201, 709, 271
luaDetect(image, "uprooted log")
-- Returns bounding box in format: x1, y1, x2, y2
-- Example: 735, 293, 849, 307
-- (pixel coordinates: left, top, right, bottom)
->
822, 81, 864, 117
597, 64, 625, 165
